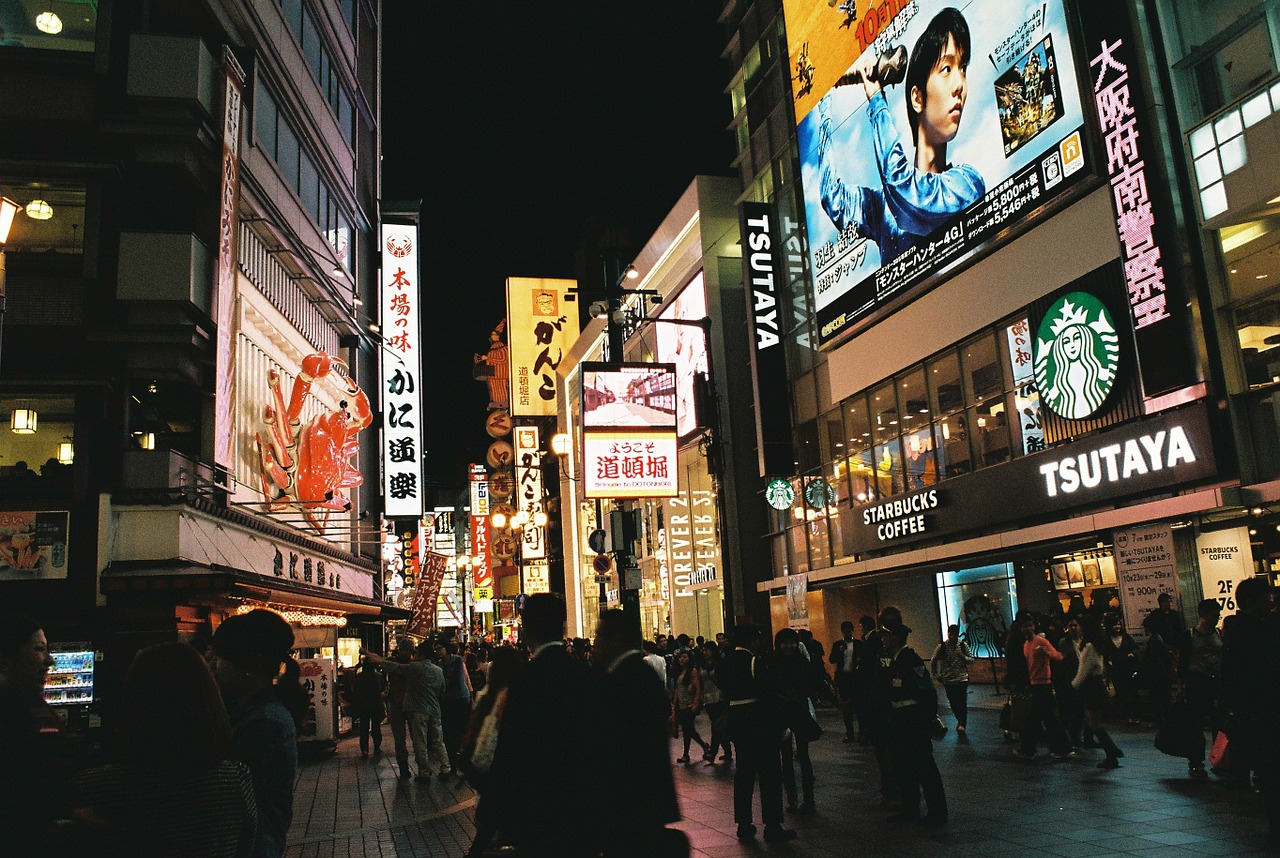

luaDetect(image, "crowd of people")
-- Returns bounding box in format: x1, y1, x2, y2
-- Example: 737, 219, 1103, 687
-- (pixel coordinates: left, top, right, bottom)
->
3, 580, 1277, 857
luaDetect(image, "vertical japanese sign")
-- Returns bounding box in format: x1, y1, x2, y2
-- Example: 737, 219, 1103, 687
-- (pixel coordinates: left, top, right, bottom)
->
214, 49, 245, 470
470, 464, 491, 589
1084, 17, 1200, 400
432, 507, 456, 553
298, 658, 335, 742
381, 223, 424, 518
514, 425, 546, 560
741, 202, 796, 476
407, 551, 448, 637
394, 518, 421, 590
506, 278, 580, 417
1113, 524, 1177, 636
1004, 318, 1044, 454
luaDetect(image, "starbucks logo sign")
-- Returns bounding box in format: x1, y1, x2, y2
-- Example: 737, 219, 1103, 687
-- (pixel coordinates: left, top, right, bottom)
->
765, 478, 795, 511
1033, 292, 1120, 420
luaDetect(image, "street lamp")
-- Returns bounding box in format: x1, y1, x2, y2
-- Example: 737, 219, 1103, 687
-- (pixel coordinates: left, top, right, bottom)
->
0, 196, 19, 379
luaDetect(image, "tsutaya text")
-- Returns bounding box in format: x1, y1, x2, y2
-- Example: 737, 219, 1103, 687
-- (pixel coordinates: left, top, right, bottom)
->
1039, 424, 1196, 497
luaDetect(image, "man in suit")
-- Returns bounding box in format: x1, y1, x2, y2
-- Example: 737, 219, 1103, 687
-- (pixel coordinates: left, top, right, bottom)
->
491, 593, 599, 857
829, 620, 861, 742
594, 610, 683, 858
716, 624, 796, 843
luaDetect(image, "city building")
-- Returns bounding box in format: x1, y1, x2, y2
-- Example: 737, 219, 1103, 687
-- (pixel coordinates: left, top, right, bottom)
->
0, 0, 401, 731
717, 0, 1279, 659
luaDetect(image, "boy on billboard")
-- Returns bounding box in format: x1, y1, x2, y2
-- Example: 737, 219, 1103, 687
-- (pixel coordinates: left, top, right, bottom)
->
817, 7, 985, 263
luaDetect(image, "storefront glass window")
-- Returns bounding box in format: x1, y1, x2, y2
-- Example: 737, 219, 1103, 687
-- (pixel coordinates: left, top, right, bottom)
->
928, 352, 964, 416
821, 408, 845, 464
963, 332, 1003, 404
788, 522, 810, 575
873, 438, 904, 497
871, 382, 898, 445
0, 395, 75, 490
0, 180, 86, 254
936, 412, 972, 478
935, 563, 1019, 657
971, 399, 1012, 467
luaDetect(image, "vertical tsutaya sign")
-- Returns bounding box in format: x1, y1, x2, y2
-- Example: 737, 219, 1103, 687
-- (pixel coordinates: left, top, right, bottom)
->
381, 223, 424, 518
470, 465, 491, 589
214, 49, 245, 470
1195, 526, 1255, 619
1083, 15, 1199, 400
506, 278, 579, 416
740, 202, 795, 477
514, 426, 546, 560
1113, 524, 1177, 636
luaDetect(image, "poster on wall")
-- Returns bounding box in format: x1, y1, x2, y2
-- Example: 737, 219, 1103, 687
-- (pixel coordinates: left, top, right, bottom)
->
786, 574, 811, 630
1195, 526, 1256, 619
787, 0, 1092, 346
1113, 524, 1177, 636
0, 511, 69, 581
297, 657, 335, 743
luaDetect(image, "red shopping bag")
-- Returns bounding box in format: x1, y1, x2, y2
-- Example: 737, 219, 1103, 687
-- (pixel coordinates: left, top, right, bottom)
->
1208, 730, 1229, 775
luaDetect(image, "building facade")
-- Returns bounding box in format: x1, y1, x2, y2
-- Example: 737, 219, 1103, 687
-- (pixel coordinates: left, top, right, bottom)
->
718, 0, 1279, 659
0, 0, 399, 733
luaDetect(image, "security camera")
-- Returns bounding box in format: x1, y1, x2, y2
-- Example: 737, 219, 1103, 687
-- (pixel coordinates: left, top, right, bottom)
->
649, 295, 662, 305
589, 300, 608, 319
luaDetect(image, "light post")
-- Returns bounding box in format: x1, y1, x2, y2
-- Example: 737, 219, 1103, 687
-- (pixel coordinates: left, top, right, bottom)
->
0, 196, 21, 378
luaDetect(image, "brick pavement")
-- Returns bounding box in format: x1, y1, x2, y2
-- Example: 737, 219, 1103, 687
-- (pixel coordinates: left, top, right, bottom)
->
286, 695, 1274, 857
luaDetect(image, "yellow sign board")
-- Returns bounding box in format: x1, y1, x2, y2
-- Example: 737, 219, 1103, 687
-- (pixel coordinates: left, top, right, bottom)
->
473, 586, 493, 601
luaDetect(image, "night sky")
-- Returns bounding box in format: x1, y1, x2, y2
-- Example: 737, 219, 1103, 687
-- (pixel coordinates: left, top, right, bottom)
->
380, 0, 736, 493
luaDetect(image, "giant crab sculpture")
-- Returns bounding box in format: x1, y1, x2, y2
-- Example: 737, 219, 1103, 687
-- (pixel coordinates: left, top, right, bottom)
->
255, 352, 372, 532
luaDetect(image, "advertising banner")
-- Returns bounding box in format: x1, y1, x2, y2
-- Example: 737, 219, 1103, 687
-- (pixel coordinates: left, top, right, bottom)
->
786, 575, 811, 630
514, 426, 546, 560
654, 273, 709, 438
582, 363, 678, 430
1113, 523, 1177, 636
381, 223, 424, 518
506, 278, 580, 417
407, 551, 448, 638
522, 561, 551, 595
0, 510, 69, 581
1195, 526, 1255, 620
583, 432, 679, 499
663, 458, 722, 594
214, 50, 245, 470
789, 0, 1092, 346
470, 464, 491, 589
297, 658, 335, 742
740, 202, 797, 476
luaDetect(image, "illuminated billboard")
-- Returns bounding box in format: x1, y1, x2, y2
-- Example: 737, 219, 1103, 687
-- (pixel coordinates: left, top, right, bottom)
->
582, 363, 678, 431
506, 278, 580, 417
655, 273, 709, 438
381, 223, 424, 517
583, 432, 679, 498
787, 0, 1092, 346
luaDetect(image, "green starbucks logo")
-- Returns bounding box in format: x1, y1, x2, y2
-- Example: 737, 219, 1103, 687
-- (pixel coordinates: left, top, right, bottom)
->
765, 478, 795, 511
1033, 292, 1120, 420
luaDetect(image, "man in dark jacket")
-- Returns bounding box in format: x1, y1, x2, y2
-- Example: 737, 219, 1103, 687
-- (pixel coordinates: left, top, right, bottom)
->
593, 610, 682, 858
716, 624, 796, 843
829, 620, 861, 742
491, 593, 599, 858
883, 615, 947, 826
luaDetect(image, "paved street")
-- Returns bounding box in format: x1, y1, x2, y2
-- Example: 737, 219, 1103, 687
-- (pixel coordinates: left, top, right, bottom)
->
286, 697, 1274, 857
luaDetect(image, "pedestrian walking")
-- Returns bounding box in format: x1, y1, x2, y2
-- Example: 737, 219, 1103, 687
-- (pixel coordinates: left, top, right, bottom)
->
673, 648, 711, 764
929, 624, 973, 735
716, 624, 796, 843
363, 642, 450, 780
882, 616, 947, 826
1013, 614, 1074, 760
829, 620, 861, 742
462, 647, 524, 858
1072, 618, 1124, 769
773, 628, 821, 815
490, 593, 600, 858
1099, 613, 1140, 723
700, 641, 732, 764
435, 640, 473, 776
382, 638, 415, 779
212, 609, 303, 858
1184, 598, 1224, 779
593, 610, 685, 858
72, 642, 257, 857
642, 639, 668, 687
1054, 617, 1088, 747
348, 653, 386, 758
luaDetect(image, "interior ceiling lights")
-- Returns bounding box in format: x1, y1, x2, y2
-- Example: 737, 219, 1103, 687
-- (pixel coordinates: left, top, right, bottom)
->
10, 408, 38, 434
25, 199, 53, 220
35, 11, 63, 34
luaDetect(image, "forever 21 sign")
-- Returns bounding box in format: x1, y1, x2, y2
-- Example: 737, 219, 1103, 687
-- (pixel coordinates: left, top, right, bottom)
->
849, 403, 1216, 554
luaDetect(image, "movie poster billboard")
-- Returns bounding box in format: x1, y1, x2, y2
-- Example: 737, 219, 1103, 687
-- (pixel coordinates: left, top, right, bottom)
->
654, 273, 709, 438
788, 0, 1092, 346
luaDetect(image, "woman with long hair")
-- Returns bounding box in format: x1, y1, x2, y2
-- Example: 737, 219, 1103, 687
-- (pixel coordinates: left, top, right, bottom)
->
673, 648, 710, 764
1072, 619, 1124, 769
212, 610, 302, 858
72, 642, 257, 856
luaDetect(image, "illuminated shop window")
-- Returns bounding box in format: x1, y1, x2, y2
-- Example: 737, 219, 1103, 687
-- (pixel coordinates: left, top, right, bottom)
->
0, 180, 86, 254
0, 395, 75, 487
0, 1, 98, 53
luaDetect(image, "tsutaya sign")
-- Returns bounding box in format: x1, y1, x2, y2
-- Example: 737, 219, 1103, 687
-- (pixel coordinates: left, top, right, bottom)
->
848, 403, 1216, 553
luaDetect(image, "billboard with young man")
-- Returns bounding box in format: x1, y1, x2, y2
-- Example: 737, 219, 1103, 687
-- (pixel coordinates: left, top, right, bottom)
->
788, 0, 1093, 346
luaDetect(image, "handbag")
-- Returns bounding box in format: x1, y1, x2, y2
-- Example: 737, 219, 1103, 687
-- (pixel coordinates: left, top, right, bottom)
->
1153, 702, 1203, 758
1001, 692, 1035, 734
793, 701, 823, 743
467, 691, 506, 775
1208, 730, 1230, 774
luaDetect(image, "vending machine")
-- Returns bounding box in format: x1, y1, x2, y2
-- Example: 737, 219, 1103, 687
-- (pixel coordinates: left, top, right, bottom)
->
42, 642, 102, 744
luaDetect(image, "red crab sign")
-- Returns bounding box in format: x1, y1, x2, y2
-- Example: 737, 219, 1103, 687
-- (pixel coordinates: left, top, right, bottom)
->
255, 353, 372, 532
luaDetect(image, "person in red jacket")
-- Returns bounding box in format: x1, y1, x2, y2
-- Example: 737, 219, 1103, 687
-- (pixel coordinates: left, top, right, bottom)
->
1013, 615, 1075, 760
